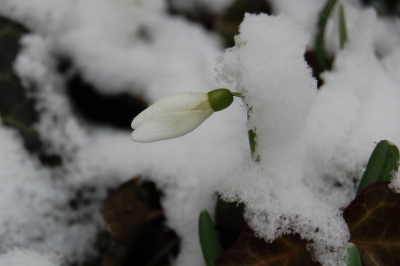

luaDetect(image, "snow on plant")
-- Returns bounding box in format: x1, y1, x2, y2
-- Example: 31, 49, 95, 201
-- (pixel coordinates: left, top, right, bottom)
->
0, 249, 59, 266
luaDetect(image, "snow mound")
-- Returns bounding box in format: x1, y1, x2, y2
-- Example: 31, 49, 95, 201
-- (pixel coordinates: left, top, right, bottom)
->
217, 13, 349, 266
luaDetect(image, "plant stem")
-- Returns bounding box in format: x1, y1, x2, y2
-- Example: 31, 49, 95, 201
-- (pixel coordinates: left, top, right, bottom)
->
231, 92, 242, 98
339, 2, 348, 49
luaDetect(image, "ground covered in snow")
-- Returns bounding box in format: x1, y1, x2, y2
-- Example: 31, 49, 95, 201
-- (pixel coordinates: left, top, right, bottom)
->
0, 0, 400, 265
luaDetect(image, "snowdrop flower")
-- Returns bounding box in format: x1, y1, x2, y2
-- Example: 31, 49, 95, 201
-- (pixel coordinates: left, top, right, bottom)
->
131, 89, 236, 142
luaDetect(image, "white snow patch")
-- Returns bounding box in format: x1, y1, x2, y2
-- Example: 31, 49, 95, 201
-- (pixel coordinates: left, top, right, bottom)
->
0, 249, 59, 266
217, 13, 349, 266
389, 171, 400, 193
304, 10, 400, 207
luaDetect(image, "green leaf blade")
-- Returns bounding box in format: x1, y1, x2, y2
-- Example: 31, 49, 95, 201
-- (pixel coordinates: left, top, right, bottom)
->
315, 0, 338, 71
347, 243, 362, 266
199, 210, 224, 266
356, 140, 399, 195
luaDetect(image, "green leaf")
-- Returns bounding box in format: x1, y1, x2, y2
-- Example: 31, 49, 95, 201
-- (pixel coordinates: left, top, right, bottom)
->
216, 224, 321, 266
347, 243, 362, 266
339, 3, 348, 49
199, 210, 224, 266
315, 0, 338, 71
356, 140, 399, 195
215, 196, 244, 249
344, 183, 400, 266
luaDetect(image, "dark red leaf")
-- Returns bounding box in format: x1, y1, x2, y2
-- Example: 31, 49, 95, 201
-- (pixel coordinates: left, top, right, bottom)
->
344, 183, 400, 266
216, 223, 320, 266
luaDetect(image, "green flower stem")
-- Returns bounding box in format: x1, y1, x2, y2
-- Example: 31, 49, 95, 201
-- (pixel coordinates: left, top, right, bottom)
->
232, 91, 259, 162
231, 92, 242, 98
248, 129, 260, 162
316, 0, 338, 71
339, 3, 348, 49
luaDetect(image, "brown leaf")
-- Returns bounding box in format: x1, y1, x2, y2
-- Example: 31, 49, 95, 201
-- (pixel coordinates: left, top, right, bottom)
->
103, 176, 153, 241
102, 176, 153, 266
216, 223, 320, 266
344, 183, 400, 266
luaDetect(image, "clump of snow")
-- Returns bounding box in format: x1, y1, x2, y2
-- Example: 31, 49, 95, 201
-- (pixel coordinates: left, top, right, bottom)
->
304, 9, 400, 207
389, 171, 400, 193
382, 46, 400, 84
217, 13, 349, 266
0, 249, 59, 266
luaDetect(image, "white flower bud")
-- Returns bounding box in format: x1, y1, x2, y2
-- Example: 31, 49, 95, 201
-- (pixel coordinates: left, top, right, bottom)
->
131, 92, 214, 142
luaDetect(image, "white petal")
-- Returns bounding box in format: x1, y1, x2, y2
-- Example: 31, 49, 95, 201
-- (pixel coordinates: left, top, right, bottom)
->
131, 105, 154, 129
131, 109, 214, 142
131, 92, 211, 129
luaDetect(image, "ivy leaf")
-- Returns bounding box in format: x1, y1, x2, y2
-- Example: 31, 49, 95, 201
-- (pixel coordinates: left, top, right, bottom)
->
344, 183, 400, 266
216, 224, 320, 266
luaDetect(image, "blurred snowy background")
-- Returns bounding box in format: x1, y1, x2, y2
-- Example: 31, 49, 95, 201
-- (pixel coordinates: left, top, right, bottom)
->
0, 0, 400, 265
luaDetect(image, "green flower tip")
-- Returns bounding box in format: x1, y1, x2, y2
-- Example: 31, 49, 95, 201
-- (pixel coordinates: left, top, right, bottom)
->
208, 89, 234, 112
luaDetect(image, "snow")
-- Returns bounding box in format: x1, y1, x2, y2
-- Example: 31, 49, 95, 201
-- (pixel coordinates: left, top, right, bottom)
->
1, 0, 400, 265
268, 0, 400, 57
217, 13, 349, 266
304, 9, 400, 207
0, 249, 59, 266
389, 171, 400, 193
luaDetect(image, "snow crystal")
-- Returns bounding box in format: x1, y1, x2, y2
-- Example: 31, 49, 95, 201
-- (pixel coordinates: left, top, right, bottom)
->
0, 249, 59, 266
217, 13, 349, 266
